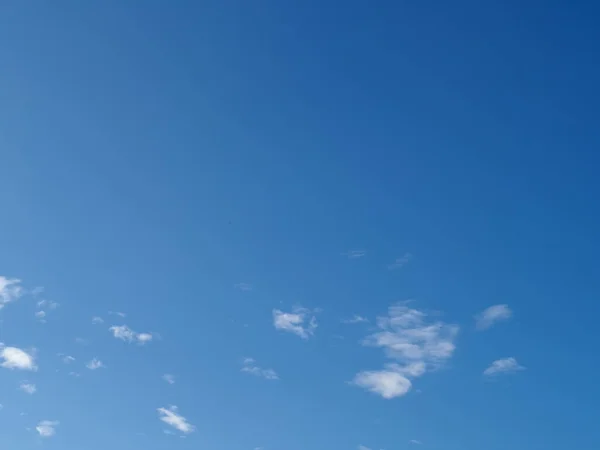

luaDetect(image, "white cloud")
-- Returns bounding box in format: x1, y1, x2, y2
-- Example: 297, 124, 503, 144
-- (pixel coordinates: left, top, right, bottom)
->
36, 299, 59, 310
484, 357, 525, 376
35, 311, 46, 322
475, 304, 512, 330
109, 325, 153, 344
86, 358, 105, 370
0, 346, 37, 371
235, 283, 253, 291
353, 369, 412, 399
343, 250, 367, 259
61, 355, 75, 364
162, 374, 175, 384
388, 253, 412, 270
19, 382, 36, 394
353, 304, 458, 399
157, 405, 195, 434
0, 276, 23, 308
342, 314, 369, 324
358, 445, 372, 450
109, 311, 126, 318
36, 420, 59, 437
241, 357, 279, 380
273, 307, 317, 339
409, 440, 423, 445
92, 316, 104, 324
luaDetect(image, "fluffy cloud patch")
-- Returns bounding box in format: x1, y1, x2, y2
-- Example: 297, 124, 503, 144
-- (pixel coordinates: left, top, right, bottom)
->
162, 374, 175, 384
109, 325, 153, 344
353, 304, 458, 398
36, 420, 59, 437
0, 345, 37, 371
86, 358, 105, 370
273, 307, 317, 339
92, 316, 104, 324
0, 276, 23, 308
475, 304, 512, 330
241, 358, 279, 380
157, 405, 195, 434
19, 382, 36, 394
484, 357, 525, 376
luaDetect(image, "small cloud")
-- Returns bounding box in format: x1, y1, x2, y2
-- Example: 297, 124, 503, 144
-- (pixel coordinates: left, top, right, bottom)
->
388, 253, 412, 270
353, 304, 458, 399
34, 311, 46, 322
235, 283, 253, 291
0, 276, 23, 308
0, 346, 37, 371
157, 405, 195, 434
475, 304, 512, 330
241, 357, 279, 380
273, 306, 317, 339
109, 311, 127, 318
19, 382, 37, 394
358, 446, 372, 450
75, 337, 88, 345
36, 299, 59, 310
92, 316, 104, 324
343, 250, 367, 259
61, 355, 75, 364
86, 358, 105, 370
36, 420, 59, 437
409, 440, 423, 445
162, 374, 175, 384
342, 314, 369, 324
109, 325, 153, 344
69, 371, 80, 377
353, 369, 412, 399
484, 357, 525, 376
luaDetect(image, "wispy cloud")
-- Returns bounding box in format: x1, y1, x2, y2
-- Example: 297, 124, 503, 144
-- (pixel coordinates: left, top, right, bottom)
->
19, 382, 37, 394
273, 307, 317, 339
0, 276, 23, 308
342, 314, 369, 324
234, 283, 253, 291
59, 354, 75, 364
109, 311, 127, 318
484, 357, 525, 376
409, 440, 423, 445
157, 406, 195, 434
162, 374, 175, 384
0, 345, 37, 371
109, 325, 153, 344
353, 304, 458, 399
388, 253, 412, 270
36, 299, 59, 310
92, 316, 104, 324
358, 445, 372, 450
34, 311, 46, 322
241, 358, 279, 380
86, 358, 105, 370
475, 304, 512, 330
343, 250, 367, 259
36, 420, 59, 437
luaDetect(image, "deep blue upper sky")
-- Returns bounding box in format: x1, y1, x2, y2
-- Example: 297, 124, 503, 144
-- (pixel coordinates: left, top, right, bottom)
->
1, 1, 599, 449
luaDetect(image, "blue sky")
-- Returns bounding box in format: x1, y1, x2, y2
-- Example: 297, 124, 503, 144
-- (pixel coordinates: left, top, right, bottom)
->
1, 1, 600, 449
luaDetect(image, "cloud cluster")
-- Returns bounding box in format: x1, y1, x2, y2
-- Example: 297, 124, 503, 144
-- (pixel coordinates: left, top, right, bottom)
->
475, 304, 512, 330
484, 357, 525, 376
36, 420, 59, 437
241, 358, 279, 380
86, 358, 105, 370
157, 405, 195, 434
0, 276, 23, 308
0, 345, 37, 371
19, 382, 37, 394
353, 304, 458, 398
273, 307, 317, 339
109, 325, 153, 344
